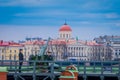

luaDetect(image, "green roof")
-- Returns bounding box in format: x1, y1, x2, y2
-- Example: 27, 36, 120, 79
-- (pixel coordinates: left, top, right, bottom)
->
0, 67, 8, 72
66, 70, 78, 72
59, 76, 75, 78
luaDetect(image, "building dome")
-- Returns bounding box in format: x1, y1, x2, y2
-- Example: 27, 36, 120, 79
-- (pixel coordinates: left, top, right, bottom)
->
59, 23, 72, 31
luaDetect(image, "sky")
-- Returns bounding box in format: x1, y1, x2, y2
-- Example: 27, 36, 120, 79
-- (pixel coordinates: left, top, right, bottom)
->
0, 0, 120, 42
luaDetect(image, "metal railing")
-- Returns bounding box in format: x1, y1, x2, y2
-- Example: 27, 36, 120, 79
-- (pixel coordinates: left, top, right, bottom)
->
0, 60, 120, 80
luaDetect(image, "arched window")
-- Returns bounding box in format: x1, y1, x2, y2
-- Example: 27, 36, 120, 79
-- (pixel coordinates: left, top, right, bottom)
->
63, 34, 65, 38
60, 34, 62, 38
66, 34, 68, 38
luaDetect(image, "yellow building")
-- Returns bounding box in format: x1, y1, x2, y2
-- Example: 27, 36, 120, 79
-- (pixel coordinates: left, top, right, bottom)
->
0, 41, 24, 60
7, 45, 24, 60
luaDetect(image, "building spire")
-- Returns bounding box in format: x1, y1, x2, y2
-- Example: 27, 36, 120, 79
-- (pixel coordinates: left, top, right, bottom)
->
64, 19, 67, 25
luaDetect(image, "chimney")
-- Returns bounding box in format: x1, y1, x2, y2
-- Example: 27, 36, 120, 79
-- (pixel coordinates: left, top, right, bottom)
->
0, 40, 3, 44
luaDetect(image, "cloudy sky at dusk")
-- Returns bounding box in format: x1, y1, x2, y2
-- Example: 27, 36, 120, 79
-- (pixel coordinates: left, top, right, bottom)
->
0, 0, 120, 41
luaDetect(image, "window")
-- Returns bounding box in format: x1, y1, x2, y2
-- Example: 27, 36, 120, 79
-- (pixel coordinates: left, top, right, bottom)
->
2, 49, 4, 53
74, 47, 75, 50
28, 52, 29, 56
66, 34, 68, 38
9, 54, 12, 60
68, 47, 70, 50
10, 50, 12, 53
14, 50, 16, 53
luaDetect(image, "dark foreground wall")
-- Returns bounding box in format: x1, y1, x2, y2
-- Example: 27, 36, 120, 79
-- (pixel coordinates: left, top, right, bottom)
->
7, 75, 119, 80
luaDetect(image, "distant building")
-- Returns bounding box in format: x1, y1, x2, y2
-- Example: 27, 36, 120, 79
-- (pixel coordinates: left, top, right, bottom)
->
49, 23, 112, 61
0, 40, 24, 60
20, 23, 113, 61
59, 23, 72, 39
94, 35, 120, 60
22, 40, 44, 60
0, 24, 117, 61
88, 45, 112, 61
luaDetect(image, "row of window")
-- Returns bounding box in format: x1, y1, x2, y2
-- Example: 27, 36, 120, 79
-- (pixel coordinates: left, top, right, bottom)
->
115, 49, 120, 56
70, 53, 87, 56
25, 47, 39, 50
60, 34, 71, 38
115, 52, 120, 55
67, 47, 109, 51
0, 49, 17, 53
115, 49, 120, 52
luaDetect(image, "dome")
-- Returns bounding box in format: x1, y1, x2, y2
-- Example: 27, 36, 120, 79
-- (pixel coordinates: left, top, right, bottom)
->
59, 23, 72, 31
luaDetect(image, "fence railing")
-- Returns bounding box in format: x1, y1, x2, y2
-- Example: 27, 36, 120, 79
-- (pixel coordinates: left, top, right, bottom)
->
0, 60, 120, 80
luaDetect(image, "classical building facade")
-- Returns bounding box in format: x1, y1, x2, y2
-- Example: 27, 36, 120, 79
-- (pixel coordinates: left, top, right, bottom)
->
0, 23, 115, 61
19, 23, 113, 61
47, 23, 112, 61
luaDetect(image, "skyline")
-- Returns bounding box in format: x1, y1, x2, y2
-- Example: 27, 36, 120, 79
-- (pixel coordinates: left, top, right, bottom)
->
0, 0, 120, 41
